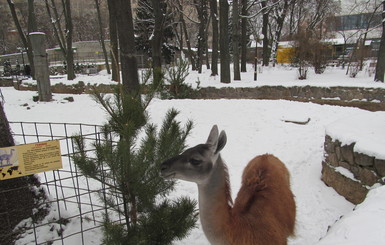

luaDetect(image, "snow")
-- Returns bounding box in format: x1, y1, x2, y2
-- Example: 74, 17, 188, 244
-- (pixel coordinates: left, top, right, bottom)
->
317, 185, 385, 245
21, 64, 385, 89
2, 64, 385, 245
326, 112, 385, 160
183, 65, 385, 89
29, 32, 46, 36
335, 166, 357, 181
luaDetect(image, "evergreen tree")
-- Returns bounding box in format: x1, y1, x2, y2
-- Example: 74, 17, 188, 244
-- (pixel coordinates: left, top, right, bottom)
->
72, 78, 197, 244
0, 98, 46, 244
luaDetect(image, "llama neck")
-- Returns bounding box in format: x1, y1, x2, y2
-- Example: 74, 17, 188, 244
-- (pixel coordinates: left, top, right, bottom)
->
197, 155, 233, 245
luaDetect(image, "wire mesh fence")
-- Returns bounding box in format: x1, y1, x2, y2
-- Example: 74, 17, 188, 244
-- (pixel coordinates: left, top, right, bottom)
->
4, 121, 124, 245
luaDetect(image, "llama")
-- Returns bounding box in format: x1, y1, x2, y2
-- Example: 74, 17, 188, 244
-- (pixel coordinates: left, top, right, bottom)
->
160, 125, 296, 245
0, 149, 15, 167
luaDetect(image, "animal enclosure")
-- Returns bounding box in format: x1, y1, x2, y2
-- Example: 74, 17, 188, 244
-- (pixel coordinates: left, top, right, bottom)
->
1, 122, 124, 244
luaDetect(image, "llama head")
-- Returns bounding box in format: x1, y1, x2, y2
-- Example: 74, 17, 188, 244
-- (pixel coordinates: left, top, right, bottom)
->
160, 125, 227, 185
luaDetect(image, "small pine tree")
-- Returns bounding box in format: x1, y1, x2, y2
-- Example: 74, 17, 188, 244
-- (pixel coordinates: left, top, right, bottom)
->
163, 59, 194, 99
72, 77, 197, 244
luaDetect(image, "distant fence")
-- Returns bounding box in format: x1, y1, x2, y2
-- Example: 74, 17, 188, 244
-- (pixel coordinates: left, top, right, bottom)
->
3, 122, 124, 245
0, 51, 150, 74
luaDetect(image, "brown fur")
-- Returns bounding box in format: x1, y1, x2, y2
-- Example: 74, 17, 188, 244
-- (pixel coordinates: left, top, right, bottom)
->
220, 154, 296, 245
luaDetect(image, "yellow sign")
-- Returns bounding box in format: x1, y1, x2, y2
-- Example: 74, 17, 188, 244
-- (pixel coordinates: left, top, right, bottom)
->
0, 140, 62, 180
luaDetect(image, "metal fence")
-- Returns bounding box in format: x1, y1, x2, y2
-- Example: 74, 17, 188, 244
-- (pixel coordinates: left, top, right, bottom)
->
6, 122, 124, 245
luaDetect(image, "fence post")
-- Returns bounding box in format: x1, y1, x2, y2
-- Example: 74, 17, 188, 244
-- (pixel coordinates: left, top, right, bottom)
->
29, 32, 52, 102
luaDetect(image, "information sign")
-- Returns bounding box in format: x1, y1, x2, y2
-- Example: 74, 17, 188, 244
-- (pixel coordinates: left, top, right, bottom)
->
0, 140, 62, 180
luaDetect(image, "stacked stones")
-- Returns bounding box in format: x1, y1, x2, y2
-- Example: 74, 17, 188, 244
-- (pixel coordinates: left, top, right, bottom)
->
322, 135, 385, 204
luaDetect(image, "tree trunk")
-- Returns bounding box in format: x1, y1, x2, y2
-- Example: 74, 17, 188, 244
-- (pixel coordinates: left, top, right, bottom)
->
151, 0, 164, 86
240, 0, 247, 72
210, 0, 219, 76
27, 0, 37, 78
195, 0, 207, 74
115, 0, 140, 94
261, 0, 269, 66
360, 3, 381, 71
270, 0, 290, 66
107, 0, 120, 82
95, 0, 111, 74
64, 0, 76, 80
232, 0, 241, 80
375, 1, 385, 82
7, 0, 35, 78
27, 0, 38, 32
219, 0, 231, 83
45, 0, 67, 53
205, 15, 211, 70
176, 0, 196, 70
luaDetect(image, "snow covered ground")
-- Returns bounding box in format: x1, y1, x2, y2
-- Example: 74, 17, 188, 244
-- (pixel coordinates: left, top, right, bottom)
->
23, 64, 385, 89
2, 65, 385, 244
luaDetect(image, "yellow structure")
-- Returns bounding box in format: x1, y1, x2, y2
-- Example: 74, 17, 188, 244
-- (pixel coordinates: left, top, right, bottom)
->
277, 42, 295, 64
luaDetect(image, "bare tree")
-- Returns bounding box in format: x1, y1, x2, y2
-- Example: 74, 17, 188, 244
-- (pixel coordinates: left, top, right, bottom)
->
151, 0, 165, 85
269, 0, 295, 66
170, 0, 198, 70
64, 0, 75, 80
7, 0, 35, 78
113, 0, 140, 93
260, 0, 270, 66
232, 0, 241, 80
95, 0, 111, 75
375, 1, 385, 82
194, 0, 208, 73
219, 0, 231, 83
44, 0, 76, 80
107, 0, 120, 82
210, 0, 219, 76
240, 0, 248, 72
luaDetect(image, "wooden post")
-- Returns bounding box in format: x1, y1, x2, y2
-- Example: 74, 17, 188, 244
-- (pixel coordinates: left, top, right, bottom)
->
29, 32, 52, 102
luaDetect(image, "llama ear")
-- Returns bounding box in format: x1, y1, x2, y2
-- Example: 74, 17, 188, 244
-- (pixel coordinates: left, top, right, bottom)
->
206, 125, 219, 148
215, 130, 227, 154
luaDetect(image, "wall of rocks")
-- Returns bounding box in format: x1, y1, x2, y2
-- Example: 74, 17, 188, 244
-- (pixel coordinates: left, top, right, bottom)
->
194, 86, 385, 111
196, 85, 385, 103
8, 81, 116, 94
322, 135, 385, 204
2, 79, 385, 110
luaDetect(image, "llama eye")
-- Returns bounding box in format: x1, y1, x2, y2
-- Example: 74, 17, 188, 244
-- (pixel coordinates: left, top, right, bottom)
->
190, 158, 202, 166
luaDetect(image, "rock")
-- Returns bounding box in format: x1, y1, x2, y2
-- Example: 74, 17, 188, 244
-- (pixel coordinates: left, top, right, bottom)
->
354, 152, 374, 167
326, 152, 339, 167
339, 161, 350, 171
321, 161, 368, 204
358, 168, 378, 186
335, 143, 342, 161
324, 135, 335, 153
374, 159, 385, 176
340, 143, 355, 165
64, 96, 74, 102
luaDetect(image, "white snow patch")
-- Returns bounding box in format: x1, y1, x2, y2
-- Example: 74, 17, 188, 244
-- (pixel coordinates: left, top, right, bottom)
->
326, 112, 385, 160
317, 185, 385, 245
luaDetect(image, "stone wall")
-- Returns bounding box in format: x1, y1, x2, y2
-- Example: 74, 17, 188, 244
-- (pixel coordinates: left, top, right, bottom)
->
322, 135, 385, 204
194, 86, 385, 111
196, 86, 385, 102
2, 80, 385, 110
